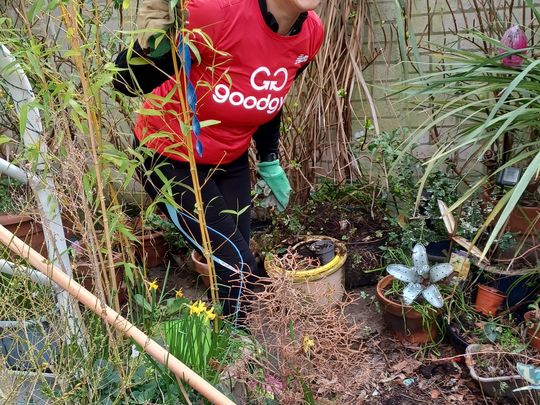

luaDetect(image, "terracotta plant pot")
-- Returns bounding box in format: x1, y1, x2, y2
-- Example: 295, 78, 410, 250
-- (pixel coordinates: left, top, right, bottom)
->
190, 240, 262, 290
375, 275, 439, 344
524, 310, 540, 351
136, 231, 168, 268
0, 214, 46, 256
506, 205, 540, 233
191, 250, 211, 288
72, 252, 127, 305
475, 284, 506, 316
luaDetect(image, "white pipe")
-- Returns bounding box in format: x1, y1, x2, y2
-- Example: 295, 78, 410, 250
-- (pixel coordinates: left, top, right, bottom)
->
0, 259, 55, 287
0, 158, 29, 184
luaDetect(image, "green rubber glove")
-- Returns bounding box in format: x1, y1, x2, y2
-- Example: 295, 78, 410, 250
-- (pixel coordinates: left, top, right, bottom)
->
256, 160, 291, 212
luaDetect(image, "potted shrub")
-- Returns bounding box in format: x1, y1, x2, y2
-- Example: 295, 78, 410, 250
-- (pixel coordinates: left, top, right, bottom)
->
400, 24, 540, 259
375, 244, 453, 344
131, 212, 169, 268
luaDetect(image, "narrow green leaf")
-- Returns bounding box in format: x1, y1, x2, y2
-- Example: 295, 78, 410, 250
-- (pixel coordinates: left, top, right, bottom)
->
18, 103, 28, 138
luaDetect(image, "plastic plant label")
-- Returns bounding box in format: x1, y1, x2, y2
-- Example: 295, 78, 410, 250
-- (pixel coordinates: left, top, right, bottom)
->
450, 251, 471, 279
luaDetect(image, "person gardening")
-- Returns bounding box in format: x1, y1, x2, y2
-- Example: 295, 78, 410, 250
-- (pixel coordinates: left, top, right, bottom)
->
113, 0, 324, 324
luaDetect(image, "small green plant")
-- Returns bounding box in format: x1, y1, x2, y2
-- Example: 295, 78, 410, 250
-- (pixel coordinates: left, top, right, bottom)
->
368, 129, 489, 251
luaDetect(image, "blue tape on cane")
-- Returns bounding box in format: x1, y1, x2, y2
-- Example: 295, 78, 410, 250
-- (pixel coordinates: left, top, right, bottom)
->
179, 38, 203, 156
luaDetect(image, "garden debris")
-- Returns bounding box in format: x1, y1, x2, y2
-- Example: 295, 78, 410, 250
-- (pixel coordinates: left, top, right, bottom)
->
243, 274, 377, 403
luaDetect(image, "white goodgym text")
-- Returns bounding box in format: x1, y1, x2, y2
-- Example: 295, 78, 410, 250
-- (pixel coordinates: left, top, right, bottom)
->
212, 67, 288, 114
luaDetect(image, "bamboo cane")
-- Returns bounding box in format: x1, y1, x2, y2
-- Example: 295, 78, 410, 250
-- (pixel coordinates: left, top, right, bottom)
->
0, 224, 235, 405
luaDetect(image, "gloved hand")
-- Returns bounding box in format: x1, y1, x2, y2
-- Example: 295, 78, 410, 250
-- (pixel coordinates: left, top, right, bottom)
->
256, 160, 291, 212
136, 0, 176, 52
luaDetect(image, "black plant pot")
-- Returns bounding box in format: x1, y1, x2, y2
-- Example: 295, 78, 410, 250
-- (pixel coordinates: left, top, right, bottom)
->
445, 322, 470, 354
426, 240, 452, 263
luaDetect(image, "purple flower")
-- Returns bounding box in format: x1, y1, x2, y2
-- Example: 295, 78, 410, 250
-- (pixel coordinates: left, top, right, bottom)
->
499, 25, 528, 68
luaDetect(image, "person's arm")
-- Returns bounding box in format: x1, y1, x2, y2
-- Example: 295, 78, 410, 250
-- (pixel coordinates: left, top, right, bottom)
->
252, 110, 281, 161
113, 40, 179, 96
252, 66, 308, 159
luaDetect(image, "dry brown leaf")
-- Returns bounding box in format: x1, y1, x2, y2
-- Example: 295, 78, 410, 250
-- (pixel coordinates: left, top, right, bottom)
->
391, 358, 422, 374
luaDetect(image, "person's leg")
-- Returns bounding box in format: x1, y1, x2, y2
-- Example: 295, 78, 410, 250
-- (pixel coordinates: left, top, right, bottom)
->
136, 148, 257, 323
213, 153, 252, 247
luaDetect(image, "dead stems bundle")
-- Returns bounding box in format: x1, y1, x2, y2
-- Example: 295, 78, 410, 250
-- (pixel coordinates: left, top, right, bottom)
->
283, 0, 378, 202
244, 274, 374, 403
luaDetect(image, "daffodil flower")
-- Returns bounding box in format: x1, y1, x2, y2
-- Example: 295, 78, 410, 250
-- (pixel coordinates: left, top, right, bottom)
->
204, 307, 217, 321
175, 289, 183, 299
188, 300, 207, 316
148, 279, 158, 291
387, 244, 453, 308
302, 336, 315, 353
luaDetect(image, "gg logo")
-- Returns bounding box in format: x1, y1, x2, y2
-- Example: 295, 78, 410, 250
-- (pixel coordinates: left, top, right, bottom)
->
250, 67, 288, 92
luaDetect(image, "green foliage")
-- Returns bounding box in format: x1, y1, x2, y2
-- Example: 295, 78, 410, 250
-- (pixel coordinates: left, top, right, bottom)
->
0, 177, 23, 214
369, 129, 489, 250
310, 178, 372, 205
399, 27, 540, 255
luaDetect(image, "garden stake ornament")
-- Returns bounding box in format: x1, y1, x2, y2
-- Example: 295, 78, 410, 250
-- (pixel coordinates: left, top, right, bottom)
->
387, 244, 453, 308
513, 363, 540, 392
0, 224, 235, 405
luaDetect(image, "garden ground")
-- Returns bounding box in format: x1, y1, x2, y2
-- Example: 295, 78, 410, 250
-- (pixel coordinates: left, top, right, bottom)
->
152, 260, 506, 405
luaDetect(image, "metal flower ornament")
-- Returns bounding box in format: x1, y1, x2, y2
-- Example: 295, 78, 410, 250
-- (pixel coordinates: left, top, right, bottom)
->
387, 244, 454, 308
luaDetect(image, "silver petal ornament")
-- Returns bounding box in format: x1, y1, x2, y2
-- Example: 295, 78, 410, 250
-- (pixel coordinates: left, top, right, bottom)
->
403, 282, 424, 305
422, 284, 444, 308
412, 244, 430, 277
387, 264, 421, 283
430, 263, 454, 283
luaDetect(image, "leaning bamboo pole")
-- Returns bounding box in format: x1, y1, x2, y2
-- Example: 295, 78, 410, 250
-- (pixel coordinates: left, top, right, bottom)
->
0, 224, 235, 405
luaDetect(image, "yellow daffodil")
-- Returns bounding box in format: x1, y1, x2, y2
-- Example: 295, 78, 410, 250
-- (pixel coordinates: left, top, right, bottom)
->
188, 300, 206, 316
204, 307, 217, 321
175, 289, 184, 299
302, 336, 315, 353
148, 279, 158, 291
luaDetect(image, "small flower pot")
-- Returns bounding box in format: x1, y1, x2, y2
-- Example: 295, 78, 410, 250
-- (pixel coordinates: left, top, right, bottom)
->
474, 284, 506, 316
506, 205, 540, 233
375, 275, 439, 344
0, 214, 46, 257
136, 231, 168, 268
524, 310, 540, 351
264, 236, 347, 310
191, 250, 211, 289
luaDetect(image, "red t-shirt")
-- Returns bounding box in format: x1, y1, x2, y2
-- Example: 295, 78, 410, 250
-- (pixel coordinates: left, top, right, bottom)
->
134, 0, 324, 165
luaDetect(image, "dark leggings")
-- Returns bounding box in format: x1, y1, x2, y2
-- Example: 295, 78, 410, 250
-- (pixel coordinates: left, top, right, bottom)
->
135, 142, 260, 323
